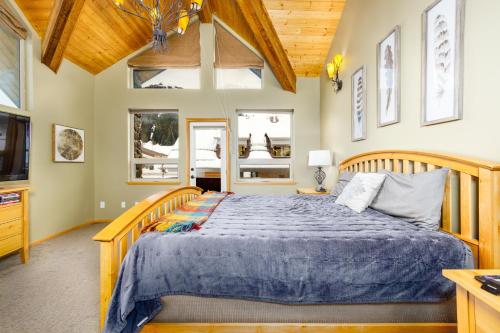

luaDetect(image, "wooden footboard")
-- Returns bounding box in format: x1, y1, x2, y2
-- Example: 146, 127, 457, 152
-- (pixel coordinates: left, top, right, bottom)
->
93, 186, 203, 328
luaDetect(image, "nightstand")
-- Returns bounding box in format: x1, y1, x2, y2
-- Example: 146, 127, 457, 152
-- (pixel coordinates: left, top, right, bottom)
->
297, 188, 330, 195
443, 269, 500, 333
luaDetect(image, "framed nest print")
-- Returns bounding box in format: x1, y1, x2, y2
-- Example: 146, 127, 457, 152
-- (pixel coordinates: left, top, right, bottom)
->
377, 26, 401, 127
422, 0, 465, 126
53, 124, 85, 163
351, 66, 367, 141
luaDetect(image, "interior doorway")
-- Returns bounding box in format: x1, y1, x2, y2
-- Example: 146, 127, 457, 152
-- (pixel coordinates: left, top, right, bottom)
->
186, 119, 230, 192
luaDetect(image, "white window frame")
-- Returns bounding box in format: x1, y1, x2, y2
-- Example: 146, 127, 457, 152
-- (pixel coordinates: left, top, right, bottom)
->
128, 67, 201, 90
235, 109, 294, 183
129, 109, 180, 182
0, 31, 26, 112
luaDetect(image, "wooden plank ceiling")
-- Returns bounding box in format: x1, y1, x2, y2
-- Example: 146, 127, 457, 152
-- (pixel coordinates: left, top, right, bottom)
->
14, 0, 344, 79
263, 0, 346, 77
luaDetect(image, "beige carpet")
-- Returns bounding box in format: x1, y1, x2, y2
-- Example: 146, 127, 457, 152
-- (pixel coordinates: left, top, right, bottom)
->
0, 223, 105, 333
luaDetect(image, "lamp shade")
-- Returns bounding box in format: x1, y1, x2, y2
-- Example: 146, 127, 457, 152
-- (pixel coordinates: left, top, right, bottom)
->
308, 150, 331, 167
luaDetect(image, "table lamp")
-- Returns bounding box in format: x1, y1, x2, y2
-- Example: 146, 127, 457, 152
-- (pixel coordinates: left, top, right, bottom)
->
308, 150, 331, 192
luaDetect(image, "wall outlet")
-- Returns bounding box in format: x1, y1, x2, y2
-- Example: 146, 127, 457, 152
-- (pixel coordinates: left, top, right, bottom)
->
121, 201, 126, 208
99, 201, 106, 209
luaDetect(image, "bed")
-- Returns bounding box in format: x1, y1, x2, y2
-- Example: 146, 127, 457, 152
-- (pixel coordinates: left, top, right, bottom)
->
94, 150, 500, 333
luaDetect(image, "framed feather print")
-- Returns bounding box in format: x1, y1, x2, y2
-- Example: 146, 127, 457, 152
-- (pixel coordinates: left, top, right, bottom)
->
351, 66, 367, 141
377, 26, 401, 127
422, 0, 465, 126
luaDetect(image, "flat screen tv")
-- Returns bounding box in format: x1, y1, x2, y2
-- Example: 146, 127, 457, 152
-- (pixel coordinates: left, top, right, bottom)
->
0, 111, 30, 181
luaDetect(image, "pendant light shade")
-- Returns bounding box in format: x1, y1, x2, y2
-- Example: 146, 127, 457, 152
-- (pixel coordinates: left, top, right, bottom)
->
191, 0, 203, 11
177, 10, 189, 35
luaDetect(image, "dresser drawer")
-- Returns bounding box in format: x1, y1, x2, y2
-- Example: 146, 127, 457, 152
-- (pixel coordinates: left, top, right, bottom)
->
0, 204, 22, 223
0, 234, 22, 257
0, 219, 22, 240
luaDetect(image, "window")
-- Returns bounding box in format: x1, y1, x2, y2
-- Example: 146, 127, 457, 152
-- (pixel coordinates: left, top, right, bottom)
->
215, 68, 262, 90
128, 21, 201, 90
0, 24, 22, 109
214, 21, 264, 90
237, 110, 293, 182
129, 110, 179, 181
131, 68, 200, 89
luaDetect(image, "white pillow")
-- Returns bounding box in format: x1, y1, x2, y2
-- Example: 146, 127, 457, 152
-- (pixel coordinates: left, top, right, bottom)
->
335, 173, 386, 213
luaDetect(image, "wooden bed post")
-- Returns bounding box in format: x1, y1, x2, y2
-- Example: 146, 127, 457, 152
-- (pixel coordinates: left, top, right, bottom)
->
478, 169, 500, 268
99, 241, 117, 328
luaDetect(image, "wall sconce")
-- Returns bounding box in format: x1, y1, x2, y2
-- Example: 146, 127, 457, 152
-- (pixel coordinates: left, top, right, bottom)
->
326, 54, 343, 93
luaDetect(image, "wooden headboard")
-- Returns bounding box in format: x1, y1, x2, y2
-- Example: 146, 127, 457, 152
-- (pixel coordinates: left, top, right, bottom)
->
339, 150, 500, 269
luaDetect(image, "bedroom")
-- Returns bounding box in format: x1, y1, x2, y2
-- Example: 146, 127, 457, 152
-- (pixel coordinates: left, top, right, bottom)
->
0, 0, 499, 332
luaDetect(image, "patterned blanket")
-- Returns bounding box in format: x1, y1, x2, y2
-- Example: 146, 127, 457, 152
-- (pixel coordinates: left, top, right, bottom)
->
143, 192, 230, 233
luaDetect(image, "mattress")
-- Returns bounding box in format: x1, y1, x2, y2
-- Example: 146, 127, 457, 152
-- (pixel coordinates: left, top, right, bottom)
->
155, 295, 456, 323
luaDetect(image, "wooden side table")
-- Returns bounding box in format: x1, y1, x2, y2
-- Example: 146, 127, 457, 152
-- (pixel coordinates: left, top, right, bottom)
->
297, 188, 330, 195
443, 269, 500, 333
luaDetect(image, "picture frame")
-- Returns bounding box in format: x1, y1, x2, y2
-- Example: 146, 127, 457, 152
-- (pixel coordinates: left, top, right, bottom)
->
52, 124, 85, 163
377, 26, 401, 127
421, 0, 465, 126
351, 66, 367, 141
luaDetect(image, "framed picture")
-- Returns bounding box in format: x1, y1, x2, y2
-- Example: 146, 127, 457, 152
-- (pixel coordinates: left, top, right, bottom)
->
422, 0, 465, 126
52, 124, 85, 163
377, 26, 401, 127
351, 66, 367, 141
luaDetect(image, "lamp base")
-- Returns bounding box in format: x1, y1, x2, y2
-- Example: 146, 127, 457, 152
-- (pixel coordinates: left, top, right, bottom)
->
315, 185, 327, 193
314, 167, 327, 193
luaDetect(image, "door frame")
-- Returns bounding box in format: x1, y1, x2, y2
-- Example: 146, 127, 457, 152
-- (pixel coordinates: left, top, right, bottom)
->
185, 118, 231, 191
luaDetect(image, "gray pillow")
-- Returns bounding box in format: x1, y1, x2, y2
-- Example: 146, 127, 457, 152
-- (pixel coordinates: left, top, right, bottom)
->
331, 171, 355, 197
370, 168, 449, 230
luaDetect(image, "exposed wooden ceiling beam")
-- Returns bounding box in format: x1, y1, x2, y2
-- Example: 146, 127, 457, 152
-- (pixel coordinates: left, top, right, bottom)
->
198, 0, 213, 23
41, 0, 86, 73
234, 0, 296, 93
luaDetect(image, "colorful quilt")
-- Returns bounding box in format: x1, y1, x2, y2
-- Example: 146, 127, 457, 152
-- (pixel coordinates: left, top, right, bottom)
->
142, 192, 230, 233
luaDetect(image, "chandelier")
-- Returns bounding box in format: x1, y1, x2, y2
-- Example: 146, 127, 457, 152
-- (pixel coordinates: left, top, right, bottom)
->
114, 0, 204, 52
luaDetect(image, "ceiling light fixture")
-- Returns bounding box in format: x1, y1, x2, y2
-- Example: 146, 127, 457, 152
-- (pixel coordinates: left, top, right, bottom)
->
114, 0, 204, 52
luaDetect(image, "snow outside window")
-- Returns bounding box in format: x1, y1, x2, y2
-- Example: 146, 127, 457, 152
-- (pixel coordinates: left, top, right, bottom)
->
129, 110, 179, 181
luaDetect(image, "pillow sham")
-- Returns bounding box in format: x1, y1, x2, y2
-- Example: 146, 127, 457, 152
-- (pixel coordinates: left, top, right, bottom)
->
370, 168, 449, 230
335, 173, 386, 213
331, 171, 355, 197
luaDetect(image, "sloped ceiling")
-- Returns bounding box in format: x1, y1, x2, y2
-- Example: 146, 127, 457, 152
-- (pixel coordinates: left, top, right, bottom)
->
14, 0, 344, 78
263, 0, 346, 77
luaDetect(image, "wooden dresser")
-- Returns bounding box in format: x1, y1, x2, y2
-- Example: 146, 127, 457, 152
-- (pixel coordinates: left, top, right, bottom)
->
0, 186, 29, 263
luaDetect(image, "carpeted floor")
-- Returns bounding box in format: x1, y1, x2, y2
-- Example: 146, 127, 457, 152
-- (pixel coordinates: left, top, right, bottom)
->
0, 223, 105, 333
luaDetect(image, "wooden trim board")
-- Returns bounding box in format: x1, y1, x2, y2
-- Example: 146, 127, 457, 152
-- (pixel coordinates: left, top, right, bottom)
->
126, 181, 182, 186
30, 219, 111, 247
142, 323, 457, 333
234, 181, 297, 186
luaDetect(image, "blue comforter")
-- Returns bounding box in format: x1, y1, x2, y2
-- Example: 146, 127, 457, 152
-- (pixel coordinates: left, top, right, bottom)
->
104, 194, 473, 333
